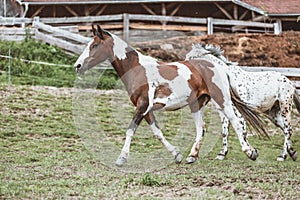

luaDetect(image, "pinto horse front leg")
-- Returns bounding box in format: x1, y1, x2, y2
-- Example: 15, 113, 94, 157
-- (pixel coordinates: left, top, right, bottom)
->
186, 107, 206, 164
115, 108, 144, 167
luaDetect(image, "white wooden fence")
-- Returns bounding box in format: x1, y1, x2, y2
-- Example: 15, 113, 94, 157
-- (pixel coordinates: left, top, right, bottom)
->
0, 13, 281, 41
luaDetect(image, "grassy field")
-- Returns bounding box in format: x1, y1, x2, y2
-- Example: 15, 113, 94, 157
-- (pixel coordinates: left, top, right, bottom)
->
1, 83, 300, 199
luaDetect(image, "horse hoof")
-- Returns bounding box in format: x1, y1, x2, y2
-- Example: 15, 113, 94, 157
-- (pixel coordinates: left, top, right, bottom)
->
115, 156, 127, 167
215, 154, 226, 160
277, 156, 285, 162
185, 156, 197, 164
175, 152, 183, 164
288, 150, 297, 161
246, 149, 259, 161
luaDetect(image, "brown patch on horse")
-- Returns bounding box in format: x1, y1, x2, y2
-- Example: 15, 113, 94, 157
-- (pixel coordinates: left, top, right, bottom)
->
196, 59, 214, 68
112, 48, 150, 107
158, 64, 178, 81
184, 59, 225, 109
152, 103, 166, 111
154, 83, 172, 98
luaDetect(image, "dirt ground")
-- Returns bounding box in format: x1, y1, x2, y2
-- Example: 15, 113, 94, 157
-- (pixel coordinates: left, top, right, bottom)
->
134, 31, 300, 68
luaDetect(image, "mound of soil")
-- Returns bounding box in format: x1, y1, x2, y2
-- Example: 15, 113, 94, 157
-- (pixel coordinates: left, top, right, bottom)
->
134, 31, 300, 68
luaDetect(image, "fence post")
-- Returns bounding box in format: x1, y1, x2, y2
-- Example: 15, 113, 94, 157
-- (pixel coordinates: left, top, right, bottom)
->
207, 17, 213, 35
274, 19, 282, 35
32, 16, 40, 39
123, 13, 130, 43
8, 46, 11, 83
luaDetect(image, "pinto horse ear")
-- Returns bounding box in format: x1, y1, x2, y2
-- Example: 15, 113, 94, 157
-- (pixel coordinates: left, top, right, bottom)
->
96, 25, 104, 39
92, 25, 96, 36
91, 25, 104, 39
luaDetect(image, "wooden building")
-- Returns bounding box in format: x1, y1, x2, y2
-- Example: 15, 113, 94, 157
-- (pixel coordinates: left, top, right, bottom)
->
2, 0, 300, 31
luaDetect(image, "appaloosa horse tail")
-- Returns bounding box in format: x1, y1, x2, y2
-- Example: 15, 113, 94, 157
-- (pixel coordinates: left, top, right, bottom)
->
293, 92, 300, 114
230, 88, 269, 137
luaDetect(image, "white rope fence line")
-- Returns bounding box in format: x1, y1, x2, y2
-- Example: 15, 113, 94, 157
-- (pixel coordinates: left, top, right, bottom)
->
0, 54, 73, 68
0, 54, 113, 69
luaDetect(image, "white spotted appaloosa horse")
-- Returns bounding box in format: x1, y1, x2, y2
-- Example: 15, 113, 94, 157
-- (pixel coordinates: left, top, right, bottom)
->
74, 25, 267, 166
186, 43, 300, 161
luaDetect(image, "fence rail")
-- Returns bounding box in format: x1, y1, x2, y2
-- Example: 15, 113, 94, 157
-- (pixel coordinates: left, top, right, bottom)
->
1, 13, 281, 40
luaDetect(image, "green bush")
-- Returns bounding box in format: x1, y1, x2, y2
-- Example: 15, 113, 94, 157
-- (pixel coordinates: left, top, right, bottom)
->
0, 38, 118, 89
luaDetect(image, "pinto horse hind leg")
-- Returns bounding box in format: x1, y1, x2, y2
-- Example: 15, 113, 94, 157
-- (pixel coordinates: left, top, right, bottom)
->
215, 111, 229, 160
144, 111, 183, 164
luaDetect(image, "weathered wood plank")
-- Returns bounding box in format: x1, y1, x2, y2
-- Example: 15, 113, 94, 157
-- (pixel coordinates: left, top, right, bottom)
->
57, 26, 79, 33
128, 14, 207, 24
35, 30, 84, 54
78, 24, 123, 31
33, 21, 90, 44
213, 18, 274, 28
129, 23, 207, 31
0, 17, 32, 25
241, 66, 300, 78
0, 35, 27, 41
39, 14, 123, 24
0, 27, 33, 34
293, 80, 300, 89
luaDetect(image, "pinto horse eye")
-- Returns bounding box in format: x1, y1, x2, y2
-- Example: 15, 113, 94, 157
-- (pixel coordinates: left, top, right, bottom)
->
92, 44, 98, 49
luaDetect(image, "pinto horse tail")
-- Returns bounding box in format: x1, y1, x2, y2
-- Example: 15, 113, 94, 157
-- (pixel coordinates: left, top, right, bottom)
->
293, 91, 300, 114
229, 88, 269, 138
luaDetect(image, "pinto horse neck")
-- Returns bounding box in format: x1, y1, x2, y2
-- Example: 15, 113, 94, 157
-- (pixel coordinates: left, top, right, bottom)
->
107, 34, 159, 102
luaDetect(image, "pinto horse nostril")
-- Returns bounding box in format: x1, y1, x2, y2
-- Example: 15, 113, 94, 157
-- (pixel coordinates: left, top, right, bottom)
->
76, 64, 81, 69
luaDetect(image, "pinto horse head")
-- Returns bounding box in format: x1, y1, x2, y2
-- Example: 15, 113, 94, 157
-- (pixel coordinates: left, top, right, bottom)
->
74, 25, 113, 74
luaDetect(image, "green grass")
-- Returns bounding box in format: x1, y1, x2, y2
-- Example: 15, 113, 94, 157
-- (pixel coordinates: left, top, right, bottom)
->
0, 39, 119, 89
1, 83, 300, 199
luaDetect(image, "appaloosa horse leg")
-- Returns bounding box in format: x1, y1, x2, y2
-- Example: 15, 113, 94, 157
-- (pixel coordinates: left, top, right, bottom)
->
216, 111, 229, 160
220, 102, 258, 161
216, 105, 246, 160
273, 100, 297, 161
144, 111, 183, 164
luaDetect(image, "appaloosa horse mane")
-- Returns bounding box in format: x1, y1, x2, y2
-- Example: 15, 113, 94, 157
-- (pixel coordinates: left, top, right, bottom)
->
74, 25, 268, 166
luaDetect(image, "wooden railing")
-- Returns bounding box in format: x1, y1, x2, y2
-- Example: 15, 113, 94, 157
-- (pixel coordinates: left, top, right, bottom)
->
0, 13, 281, 41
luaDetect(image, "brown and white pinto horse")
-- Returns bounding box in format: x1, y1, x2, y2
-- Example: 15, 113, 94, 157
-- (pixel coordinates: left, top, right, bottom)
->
74, 25, 266, 166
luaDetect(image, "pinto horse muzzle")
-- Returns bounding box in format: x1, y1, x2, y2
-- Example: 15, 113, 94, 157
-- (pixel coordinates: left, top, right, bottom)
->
75, 63, 85, 75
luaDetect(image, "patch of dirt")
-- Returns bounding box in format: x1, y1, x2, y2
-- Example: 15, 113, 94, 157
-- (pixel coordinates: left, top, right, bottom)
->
134, 31, 300, 68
